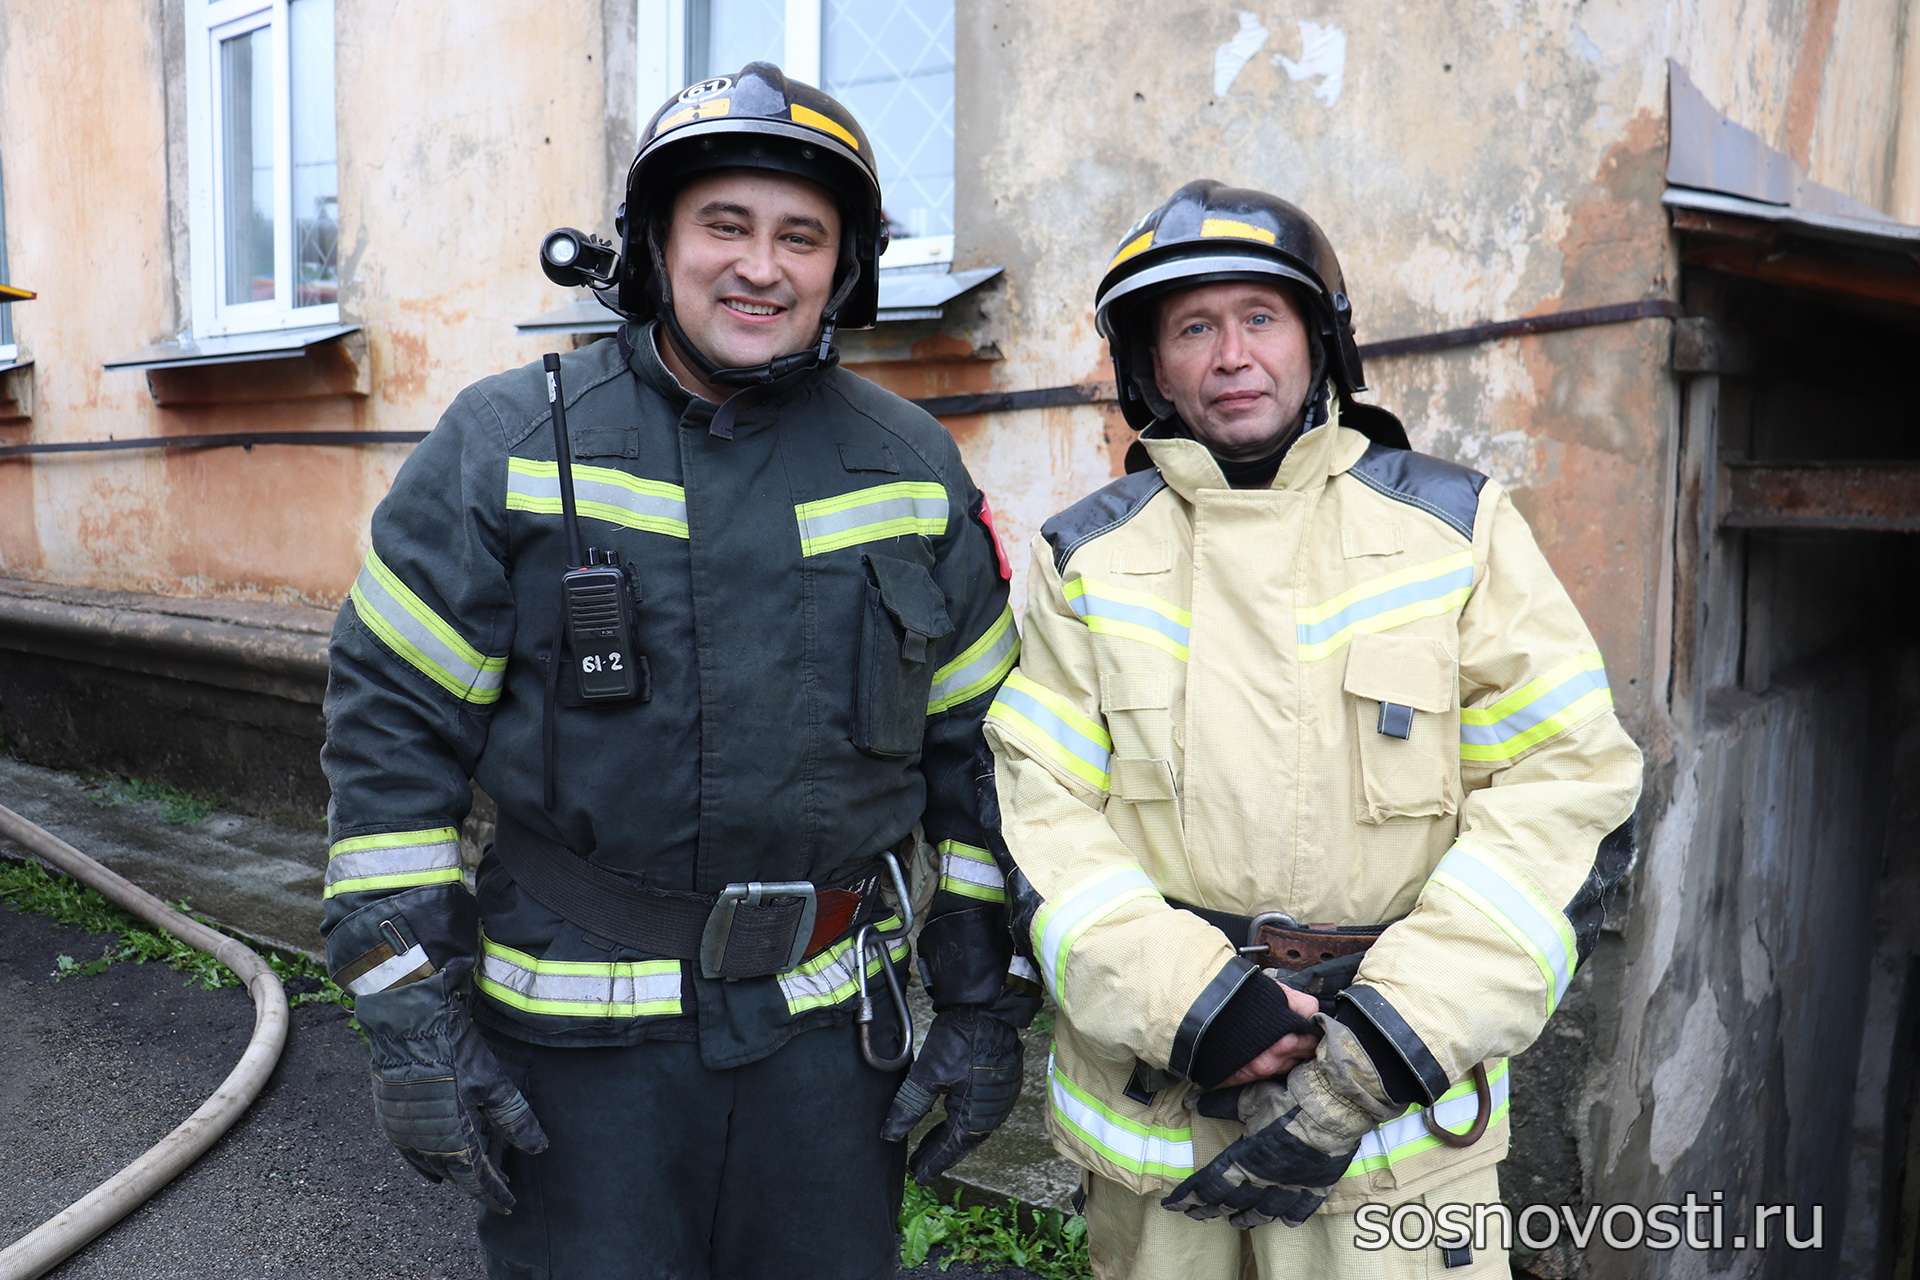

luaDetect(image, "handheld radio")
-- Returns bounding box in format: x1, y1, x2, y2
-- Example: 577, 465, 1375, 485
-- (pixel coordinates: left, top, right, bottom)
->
545, 353, 645, 703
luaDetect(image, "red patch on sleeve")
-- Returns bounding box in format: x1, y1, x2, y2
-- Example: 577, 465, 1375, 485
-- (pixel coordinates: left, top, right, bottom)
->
975, 493, 1012, 581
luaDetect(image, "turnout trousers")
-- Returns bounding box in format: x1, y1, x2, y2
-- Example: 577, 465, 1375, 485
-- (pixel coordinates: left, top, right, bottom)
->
476, 1023, 909, 1280
1083, 1161, 1509, 1280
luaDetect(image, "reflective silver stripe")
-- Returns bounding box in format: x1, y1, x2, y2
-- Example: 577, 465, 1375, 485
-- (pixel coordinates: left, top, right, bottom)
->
794, 482, 947, 556
1430, 844, 1578, 1015
1030, 866, 1159, 1009
1343, 1060, 1512, 1177
778, 918, 908, 1014
1008, 955, 1040, 984
938, 840, 1006, 903
1048, 1049, 1195, 1178
346, 944, 431, 996
349, 549, 507, 703
927, 606, 1019, 713
476, 933, 682, 1018
505, 458, 690, 539
323, 827, 463, 899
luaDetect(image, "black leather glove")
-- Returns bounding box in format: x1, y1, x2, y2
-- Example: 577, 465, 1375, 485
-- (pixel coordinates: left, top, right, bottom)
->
1162, 1013, 1399, 1228
880, 1007, 1023, 1183
355, 958, 548, 1213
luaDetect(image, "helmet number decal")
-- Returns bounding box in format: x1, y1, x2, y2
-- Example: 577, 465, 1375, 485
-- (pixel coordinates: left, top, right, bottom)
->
678, 76, 732, 103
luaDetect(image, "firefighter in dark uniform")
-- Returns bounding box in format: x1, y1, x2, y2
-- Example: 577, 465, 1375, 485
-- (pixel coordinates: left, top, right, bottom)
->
319, 63, 1035, 1280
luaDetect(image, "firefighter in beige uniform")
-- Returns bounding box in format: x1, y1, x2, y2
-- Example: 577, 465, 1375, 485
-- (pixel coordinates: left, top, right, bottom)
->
983, 180, 1643, 1278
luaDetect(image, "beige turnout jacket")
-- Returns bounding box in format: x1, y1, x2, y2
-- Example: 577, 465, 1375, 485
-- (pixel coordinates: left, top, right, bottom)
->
984, 405, 1643, 1210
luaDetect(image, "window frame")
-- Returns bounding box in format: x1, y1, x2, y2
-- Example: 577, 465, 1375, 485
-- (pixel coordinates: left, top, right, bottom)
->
185, 0, 340, 338
636, 0, 953, 268
0, 145, 14, 364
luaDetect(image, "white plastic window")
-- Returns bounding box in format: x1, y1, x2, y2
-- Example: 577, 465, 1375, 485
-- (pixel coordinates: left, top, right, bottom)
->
0, 147, 14, 362
636, 0, 955, 267
186, 0, 340, 337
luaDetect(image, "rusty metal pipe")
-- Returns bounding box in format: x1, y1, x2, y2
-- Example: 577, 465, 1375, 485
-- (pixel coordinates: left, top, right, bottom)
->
0, 803, 290, 1280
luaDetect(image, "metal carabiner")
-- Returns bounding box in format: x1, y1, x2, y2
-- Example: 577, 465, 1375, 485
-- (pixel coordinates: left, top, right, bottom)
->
855, 850, 916, 1071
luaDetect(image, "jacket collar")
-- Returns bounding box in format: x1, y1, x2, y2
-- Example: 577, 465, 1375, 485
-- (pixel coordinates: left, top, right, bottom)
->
1140, 395, 1348, 501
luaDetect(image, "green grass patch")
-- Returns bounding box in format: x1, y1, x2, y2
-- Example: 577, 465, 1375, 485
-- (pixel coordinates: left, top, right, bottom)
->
83, 774, 217, 826
0, 855, 352, 1015
899, 1181, 1089, 1278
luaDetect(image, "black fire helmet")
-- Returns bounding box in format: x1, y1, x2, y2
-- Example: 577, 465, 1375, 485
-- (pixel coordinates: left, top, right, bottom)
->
618, 63, 887, 384
1095, 180, 1401, 446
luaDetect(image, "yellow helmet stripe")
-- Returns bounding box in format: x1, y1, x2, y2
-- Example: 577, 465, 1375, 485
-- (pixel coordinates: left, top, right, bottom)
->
1106, 230, 1155, 272
655, 97, 731, 135
1199, 217, 1278, 245
789, 103, 858, 150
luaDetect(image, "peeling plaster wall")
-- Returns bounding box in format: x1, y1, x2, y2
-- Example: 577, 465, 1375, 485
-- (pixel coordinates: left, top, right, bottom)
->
1588, 662, 1894, 1279
0, 0, 609, 607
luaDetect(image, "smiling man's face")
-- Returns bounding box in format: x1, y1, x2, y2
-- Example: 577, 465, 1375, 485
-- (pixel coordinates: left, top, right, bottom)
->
660, 168, 842, 392
1150, 280, 1314, 461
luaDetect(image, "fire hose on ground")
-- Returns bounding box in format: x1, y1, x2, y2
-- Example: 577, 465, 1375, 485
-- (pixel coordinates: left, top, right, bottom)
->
0, 802, 290, 1280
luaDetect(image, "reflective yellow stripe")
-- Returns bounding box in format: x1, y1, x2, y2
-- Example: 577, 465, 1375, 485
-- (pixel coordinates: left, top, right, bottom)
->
1106, 229, 1155, 272
1199, 217, 1277, 245
927, 606, 1020, 713
988, 671, 1112, 792
1294, 552, 1475, 662
477, 930, 683, 1018
506, 458, 690, 540
1065, 578, 1192, 661
323, 867, 464, 899
350, 548, 508, 703
1342, 1059, 1511, 1177
779, 918, 908, 1014
790, 102, 858, 149
323, 826, 464, 900
1460, 651, 1613, 762
937, 839, 1006, 903
794, 482, 947, 556
656, 97, 731, 133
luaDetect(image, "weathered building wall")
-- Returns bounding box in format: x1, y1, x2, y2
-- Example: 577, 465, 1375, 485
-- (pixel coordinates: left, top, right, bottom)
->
1590, 657, 1899, 1278
3, 2, 1920, 1268
0, 0, 609, 607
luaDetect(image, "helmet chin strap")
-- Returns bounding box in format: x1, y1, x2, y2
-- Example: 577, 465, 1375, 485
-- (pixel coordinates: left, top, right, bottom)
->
646, 218, 860, 391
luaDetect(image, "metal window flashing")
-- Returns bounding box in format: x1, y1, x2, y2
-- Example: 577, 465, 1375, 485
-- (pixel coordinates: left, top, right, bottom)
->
1662, 187, 1920, 253
103, 323, 360, 372
513, 266, 1003, 334
1665, 59, 1920, 254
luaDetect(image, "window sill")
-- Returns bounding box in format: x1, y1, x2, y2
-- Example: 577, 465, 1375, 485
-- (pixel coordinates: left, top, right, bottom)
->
0, 355, 33, 423
104, 325, 368, 406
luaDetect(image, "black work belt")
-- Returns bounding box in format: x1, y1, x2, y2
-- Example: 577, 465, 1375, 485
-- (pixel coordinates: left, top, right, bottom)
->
490, 813, 893, 981
1171, 900, 1493, 1150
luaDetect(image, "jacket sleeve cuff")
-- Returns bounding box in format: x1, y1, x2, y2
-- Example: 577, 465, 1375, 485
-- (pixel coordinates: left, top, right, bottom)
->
1331, 1001, 1423, 1107
1337, 984, 1451, 1105
1185, 970, 1318, 1088
1167, 956, 1259, 1080
916, 906, 1015, 1010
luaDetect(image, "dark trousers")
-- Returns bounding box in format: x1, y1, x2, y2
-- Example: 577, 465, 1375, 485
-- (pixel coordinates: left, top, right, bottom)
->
476, 1025, 910, 1280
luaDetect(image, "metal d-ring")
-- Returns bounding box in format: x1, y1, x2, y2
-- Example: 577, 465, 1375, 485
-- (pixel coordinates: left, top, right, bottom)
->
855, 850, 916, 1071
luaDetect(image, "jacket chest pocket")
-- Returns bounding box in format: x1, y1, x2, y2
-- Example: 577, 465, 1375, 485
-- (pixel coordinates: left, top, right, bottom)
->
1342, 633, 1458, 823
854, 553, 953, 758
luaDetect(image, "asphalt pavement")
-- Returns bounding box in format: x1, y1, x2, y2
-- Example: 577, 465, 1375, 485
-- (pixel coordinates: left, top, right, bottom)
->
0, 897, 1052, 1279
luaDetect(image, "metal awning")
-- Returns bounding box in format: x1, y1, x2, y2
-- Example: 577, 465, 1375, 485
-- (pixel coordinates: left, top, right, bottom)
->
1664, 60, 1920, 307
1662, 187, 1920, 254
0, 356, 31, 376
1666, 59, 1920, 254
515, 266, 1004, 334
104, 324, 361, 372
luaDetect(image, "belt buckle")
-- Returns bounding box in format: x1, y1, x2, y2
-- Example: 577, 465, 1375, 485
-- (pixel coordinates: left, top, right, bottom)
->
1239, 909, 1300, 957
699, 881, 818, 980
